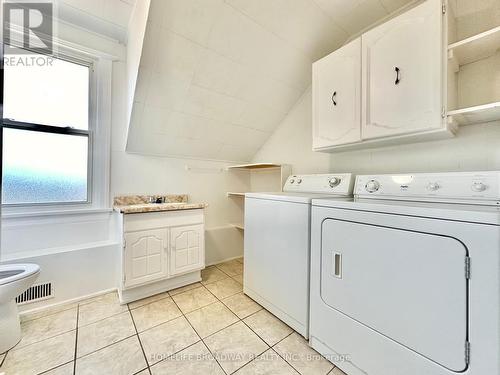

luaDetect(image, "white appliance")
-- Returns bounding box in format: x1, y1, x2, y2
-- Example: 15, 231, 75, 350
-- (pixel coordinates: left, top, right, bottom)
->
244, 173, 354, 337
309, 171, 500, 375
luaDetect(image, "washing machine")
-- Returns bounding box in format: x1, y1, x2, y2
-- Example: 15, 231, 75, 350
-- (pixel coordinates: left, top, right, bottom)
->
309, 171, 500, 375
244, 173, 354, 338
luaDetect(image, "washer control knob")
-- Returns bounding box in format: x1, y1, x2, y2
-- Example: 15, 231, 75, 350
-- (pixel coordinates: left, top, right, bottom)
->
329, 177, 341, 188
427, 182, 440, 191
472, 182, 487, 192
365, 180, 380, 193
297, 178, 302, 184
290, 179, 295, 184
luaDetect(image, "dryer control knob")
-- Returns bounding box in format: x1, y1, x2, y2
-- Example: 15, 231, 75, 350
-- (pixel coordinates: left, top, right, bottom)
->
365, 180, 380, 193
329, 177, 341, 188
297, 178, 302, 184
290, 179, 295, 184
427, 182, 440, 191
472, 182, 487, 192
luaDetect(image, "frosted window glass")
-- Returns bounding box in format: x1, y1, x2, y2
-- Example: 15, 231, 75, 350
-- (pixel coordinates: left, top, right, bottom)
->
3, 54, 89, 129
2, 128, 89, 204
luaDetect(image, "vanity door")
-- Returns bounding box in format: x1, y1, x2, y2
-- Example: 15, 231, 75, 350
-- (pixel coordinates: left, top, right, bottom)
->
169, 224, 205, 276
123, 228, 169, 288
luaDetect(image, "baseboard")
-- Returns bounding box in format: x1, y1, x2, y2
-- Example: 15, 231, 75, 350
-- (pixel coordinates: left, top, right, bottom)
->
206, 254, 243, 267
19, 288, 117, 317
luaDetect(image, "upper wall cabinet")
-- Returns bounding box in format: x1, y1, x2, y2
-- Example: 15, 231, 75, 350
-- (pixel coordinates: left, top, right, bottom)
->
313, 0, 457, 152
362, 0, 443, 139
312, 38, 361, 150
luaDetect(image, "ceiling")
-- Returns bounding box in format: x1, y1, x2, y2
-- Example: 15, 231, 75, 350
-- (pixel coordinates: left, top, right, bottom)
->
126, 0, 415, 161
57, 0, 135, 42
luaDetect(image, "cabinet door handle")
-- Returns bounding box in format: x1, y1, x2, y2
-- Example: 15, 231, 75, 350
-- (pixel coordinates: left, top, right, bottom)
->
395, 67, 401, 85
331, 91, 337, 106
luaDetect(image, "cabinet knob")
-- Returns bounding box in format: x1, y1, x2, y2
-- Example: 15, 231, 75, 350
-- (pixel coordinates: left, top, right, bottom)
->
331, 91, 337, 106
395, 67, 401, 85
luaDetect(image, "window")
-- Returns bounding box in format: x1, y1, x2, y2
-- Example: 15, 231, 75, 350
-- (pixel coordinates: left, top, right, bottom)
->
2, 52, 92, 205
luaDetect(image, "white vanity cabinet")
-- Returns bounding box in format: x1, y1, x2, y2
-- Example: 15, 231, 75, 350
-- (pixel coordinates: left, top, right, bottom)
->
312, 0, 455, 152
312, 38, 361, 150
118, 209, 205, 303
123, 228, 169, 288
169, 224, 205, 277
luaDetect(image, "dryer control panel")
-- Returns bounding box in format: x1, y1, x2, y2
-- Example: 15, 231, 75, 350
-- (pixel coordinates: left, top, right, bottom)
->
355, 171, 500, 205
284, 173, 354, 195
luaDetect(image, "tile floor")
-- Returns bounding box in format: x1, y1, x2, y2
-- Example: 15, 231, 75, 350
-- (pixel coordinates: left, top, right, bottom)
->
0, 258, 346, 375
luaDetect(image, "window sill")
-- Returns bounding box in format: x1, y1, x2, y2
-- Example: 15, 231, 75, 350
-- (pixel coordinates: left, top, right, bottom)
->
1, 207, 113, 220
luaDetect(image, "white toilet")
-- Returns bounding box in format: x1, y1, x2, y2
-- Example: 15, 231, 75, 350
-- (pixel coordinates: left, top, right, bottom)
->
0, 263, 40, 354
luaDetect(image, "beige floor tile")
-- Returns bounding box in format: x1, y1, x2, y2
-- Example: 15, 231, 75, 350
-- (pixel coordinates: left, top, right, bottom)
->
78, 292, 128, 327
171, 286, 217, 314
0, 353, 5, 366
131, 297, 182, 332
235, 257, 244, 264
77, 311, 136, 357
150, 341, 224, 375
201, 266, 229, 285
168, 282, 203, 296
20, 302, 78, 323
330, 368, 347, 375
135, 370, 151, 375
235, 349, 297, 375
140, 316, 200, 366
244, 309, 293, 346
232, 274, 244, 284
222, 293, 261, 319
128, 292, 170, 310
75, 336, 147, 375
205, 278, 242, 300
216, 260, 244, 276
43, 361, 74, 375
17, 308, 77, 348
204, 321, 268, 374
186, 302, 239, 338
0, 330, 76, 374
274, 333, 333, 375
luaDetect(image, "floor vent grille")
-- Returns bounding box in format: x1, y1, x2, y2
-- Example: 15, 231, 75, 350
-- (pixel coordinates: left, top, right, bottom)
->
16, 283, 53, 305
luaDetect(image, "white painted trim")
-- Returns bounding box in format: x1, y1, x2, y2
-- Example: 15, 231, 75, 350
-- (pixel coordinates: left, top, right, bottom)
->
1, 208, 112, 220
205, 254, 243, 267
2, 33, 114, 216
1, 240, 120, 262
19, 288, 117, 318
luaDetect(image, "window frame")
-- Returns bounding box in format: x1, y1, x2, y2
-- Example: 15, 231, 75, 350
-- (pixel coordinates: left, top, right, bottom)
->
2, 50, 94, 207
1, 28, 113, 216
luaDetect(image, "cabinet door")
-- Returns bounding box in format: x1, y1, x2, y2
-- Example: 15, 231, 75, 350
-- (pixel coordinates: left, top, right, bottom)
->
124, 228, 168, 288
169, 225, 204, 276
362, 0, 443, 140
312, 38, 361, 149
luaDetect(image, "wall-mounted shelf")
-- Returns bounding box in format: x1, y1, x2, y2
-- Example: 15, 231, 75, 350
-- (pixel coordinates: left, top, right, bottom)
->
226, 163, 282, 170
230, 223, 244, 230
227, 192, 246, 197
448, 26, 500, 66
448, 102, 500, 126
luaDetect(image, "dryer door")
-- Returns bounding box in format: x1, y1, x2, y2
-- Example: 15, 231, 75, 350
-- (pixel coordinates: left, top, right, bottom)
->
321, 219, 468, 372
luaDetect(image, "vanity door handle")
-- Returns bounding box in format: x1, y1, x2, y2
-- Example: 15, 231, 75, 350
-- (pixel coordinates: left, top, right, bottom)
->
331, 91, 337, 106
395, 67, 401, 85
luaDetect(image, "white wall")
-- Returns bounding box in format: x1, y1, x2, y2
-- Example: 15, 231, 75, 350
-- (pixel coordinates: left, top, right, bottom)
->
254, 86, 500, 175
112, 61, 245, 265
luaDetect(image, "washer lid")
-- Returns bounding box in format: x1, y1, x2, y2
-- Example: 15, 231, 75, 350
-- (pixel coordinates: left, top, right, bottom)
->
246, 192, 351, 204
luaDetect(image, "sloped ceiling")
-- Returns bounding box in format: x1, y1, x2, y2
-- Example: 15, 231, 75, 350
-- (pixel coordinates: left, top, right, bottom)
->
126, 0, 415, 161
